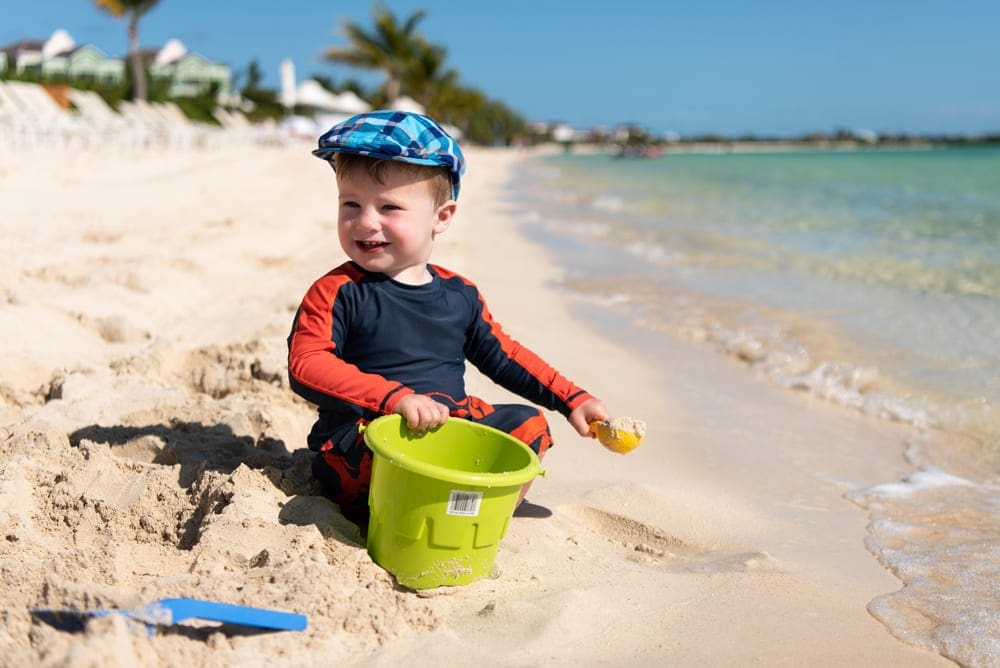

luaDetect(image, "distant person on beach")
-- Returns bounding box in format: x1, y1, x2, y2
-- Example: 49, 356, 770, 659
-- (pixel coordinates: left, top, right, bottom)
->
287, 110, 608, 522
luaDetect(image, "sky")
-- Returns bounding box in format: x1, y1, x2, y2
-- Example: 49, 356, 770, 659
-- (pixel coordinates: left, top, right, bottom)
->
5, 0, 1000, 136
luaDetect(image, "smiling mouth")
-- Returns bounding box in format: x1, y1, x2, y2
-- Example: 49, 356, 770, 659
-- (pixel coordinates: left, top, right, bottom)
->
356, 240, 389, 251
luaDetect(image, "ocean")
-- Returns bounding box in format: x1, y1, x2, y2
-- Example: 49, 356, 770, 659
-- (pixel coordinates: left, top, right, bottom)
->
512, 146, 999, 666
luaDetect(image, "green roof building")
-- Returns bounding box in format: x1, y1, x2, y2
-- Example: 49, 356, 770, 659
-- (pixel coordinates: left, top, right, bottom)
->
0, 30, 124, 85
42, 44, 125, 85
2, 31, 231, 103
148, 39, 232, 102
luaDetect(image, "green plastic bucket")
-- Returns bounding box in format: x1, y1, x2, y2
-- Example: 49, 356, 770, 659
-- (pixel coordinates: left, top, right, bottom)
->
362, 415, 544, 589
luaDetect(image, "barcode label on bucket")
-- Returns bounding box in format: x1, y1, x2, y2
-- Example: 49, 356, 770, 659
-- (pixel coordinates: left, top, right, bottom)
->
446, 490, 483, 517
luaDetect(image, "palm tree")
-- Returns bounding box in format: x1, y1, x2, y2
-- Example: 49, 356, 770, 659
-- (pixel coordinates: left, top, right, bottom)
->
403, 38, 456, 110
321, 3, 529, 144
93, 0, 161, 100
323, 4, 426, 103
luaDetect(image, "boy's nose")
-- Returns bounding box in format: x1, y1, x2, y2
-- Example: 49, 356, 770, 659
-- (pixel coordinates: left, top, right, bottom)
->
357, 208, 381, 230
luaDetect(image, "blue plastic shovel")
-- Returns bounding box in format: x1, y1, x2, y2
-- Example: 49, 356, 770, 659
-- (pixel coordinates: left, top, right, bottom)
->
31, 597, 307, 633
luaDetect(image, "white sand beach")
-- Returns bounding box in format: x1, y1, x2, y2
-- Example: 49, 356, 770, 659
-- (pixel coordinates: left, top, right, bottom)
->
0, 142, 953, 665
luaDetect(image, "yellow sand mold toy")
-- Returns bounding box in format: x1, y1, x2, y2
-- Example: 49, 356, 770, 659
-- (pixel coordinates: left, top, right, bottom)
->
589, 417, 646, 454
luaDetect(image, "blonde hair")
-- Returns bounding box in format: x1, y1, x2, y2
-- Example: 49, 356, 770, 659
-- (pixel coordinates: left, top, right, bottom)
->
332, 153, 452, 206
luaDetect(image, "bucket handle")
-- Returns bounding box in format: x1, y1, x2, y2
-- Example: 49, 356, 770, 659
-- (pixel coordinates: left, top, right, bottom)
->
359, 421, 547, 477
358, 420, 449, 436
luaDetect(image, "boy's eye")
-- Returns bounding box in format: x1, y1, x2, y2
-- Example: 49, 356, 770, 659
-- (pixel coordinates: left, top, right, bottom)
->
381, 204, 402, 211
341, 201, 360, 208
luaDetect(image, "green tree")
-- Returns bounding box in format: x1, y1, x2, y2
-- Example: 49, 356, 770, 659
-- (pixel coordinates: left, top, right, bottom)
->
93, 0, 161, 101
403, 38, 457, 110
445, 89, 525, 146
322, 3, 529, 144
323, 3, 426, 103
242, 59, 265, 94
239, 59, 281, 121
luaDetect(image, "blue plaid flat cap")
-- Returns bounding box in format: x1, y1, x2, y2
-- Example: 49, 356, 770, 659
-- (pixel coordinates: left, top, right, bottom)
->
313, 110, 466, 200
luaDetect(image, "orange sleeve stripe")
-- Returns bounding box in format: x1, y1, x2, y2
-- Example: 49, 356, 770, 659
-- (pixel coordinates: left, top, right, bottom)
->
288, 268, 413, 414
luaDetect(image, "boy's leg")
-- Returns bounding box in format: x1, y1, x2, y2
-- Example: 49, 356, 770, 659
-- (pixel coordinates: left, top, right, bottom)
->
312, 400, 553, 521
455, 398, 553, 503
453, 396, 553, 457
312, 425, 372, 524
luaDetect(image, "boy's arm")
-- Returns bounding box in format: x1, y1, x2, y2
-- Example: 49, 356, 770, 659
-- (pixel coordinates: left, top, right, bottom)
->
287, 274, 414, 415
464, 289, 593, 417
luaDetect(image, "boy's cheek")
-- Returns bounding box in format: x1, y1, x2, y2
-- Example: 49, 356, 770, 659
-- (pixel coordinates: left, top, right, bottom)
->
337, 225, 356, 248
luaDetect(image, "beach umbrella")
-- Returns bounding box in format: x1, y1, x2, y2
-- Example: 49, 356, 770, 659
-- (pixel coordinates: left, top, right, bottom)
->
279, 58, 296, 110
388, 95, 425, 114
295, 79, 352, 112
330, 90, 370, 114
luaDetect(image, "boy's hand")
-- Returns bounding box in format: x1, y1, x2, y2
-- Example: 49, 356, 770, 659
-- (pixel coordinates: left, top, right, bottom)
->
395, 394, 451, 434
568, 397, 609, 437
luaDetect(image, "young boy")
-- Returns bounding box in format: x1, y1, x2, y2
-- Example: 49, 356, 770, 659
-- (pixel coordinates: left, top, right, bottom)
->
287, 110, 607, 521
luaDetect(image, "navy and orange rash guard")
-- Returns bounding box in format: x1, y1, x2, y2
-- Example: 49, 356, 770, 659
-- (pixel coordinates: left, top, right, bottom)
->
287, 261, 593, 453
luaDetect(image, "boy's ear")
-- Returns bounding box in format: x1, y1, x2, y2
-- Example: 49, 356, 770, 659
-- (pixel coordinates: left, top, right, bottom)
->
433, 200, 457, 234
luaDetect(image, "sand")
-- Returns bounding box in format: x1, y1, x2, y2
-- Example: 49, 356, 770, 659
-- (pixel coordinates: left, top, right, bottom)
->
0, 141, 952, 666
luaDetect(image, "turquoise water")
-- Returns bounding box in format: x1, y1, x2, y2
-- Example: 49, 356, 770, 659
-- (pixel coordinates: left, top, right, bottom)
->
522, 147, 999, 457
513, 146, 1000, 666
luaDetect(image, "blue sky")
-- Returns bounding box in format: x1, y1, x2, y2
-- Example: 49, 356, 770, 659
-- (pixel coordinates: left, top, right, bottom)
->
6, 1, 999, 136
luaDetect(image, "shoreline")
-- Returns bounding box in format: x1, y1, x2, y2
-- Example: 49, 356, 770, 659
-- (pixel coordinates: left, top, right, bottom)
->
0, 143, 952, 665
519, 146, 1000, 480
410, 148, 952, 665
559, 139, 1000, 156
498, 147, 1000, 666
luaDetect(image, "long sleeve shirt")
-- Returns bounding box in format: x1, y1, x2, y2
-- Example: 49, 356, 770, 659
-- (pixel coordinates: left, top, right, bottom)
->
287, 261, 592, 451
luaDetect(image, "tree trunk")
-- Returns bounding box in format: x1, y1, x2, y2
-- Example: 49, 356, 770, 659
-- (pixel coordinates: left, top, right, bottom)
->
386, 76, 400, 104
128, 14, 147, 101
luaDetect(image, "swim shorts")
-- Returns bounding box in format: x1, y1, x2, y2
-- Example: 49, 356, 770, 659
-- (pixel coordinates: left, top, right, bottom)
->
312, 396, 552, 523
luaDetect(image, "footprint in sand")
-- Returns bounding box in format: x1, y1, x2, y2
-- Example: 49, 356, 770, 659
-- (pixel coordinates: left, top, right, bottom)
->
67, 311, 150, 344
250, 255, 292, 269
558, 505, 773, 573
81, 230, 122, 245
186, 341, 286, 398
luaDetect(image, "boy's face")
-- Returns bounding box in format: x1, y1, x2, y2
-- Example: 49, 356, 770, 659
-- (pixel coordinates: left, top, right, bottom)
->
336, 165, 456, 285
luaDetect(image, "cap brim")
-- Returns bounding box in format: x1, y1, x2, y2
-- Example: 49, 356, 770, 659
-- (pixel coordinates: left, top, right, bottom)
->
312, 146, 461, 200
311, 146, 444, 168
